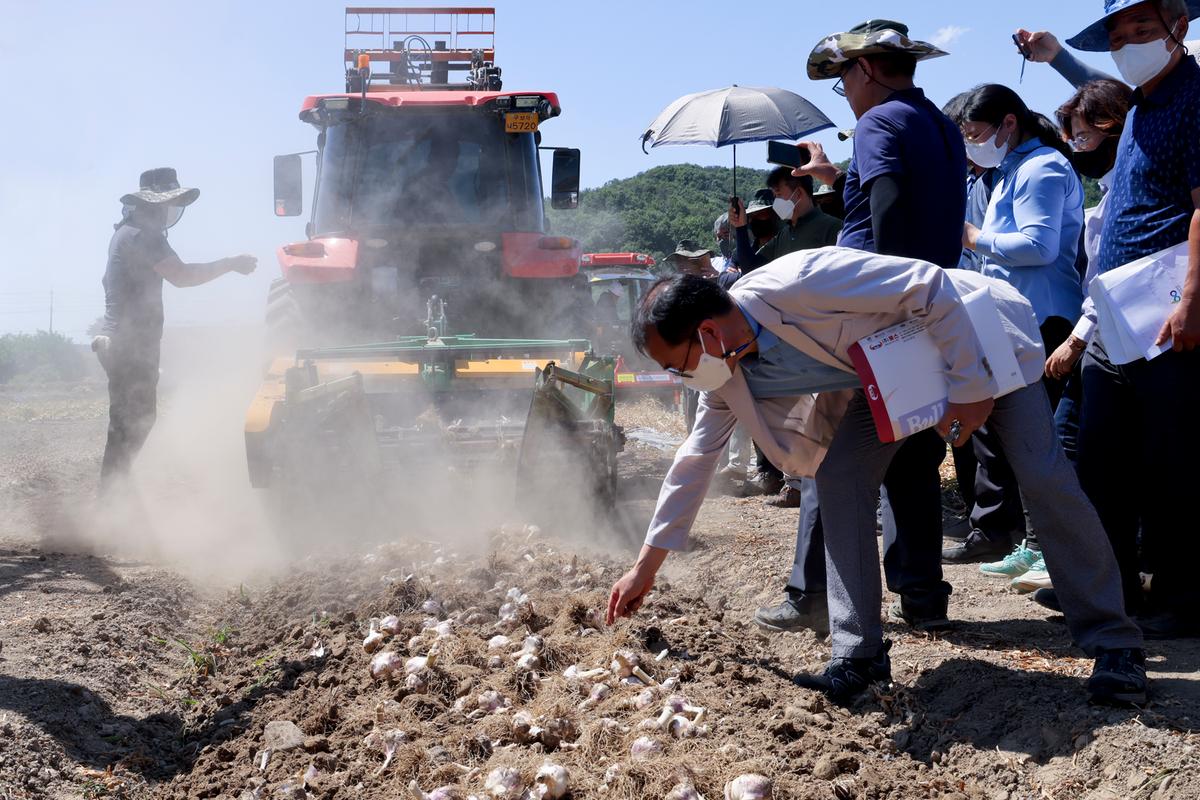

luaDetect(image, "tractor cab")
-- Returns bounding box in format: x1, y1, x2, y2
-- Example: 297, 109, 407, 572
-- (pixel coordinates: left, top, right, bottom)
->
581, 253, 683, 397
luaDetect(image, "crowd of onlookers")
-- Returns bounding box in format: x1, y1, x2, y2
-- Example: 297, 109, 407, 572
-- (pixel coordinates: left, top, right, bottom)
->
646, 0, 1200, 661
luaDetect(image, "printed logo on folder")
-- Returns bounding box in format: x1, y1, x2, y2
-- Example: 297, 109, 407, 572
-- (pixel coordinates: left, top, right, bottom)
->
847, 288, 1027, 443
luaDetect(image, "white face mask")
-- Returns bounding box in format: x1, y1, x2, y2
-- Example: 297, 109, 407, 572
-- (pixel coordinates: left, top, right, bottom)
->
680, 328, 733, 392
963, 127, 1009, 170
772, 186, 800, 220
1111, 32, 1179, 87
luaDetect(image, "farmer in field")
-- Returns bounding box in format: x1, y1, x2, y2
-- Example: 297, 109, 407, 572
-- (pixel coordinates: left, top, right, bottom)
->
95, 168, 257, 488
605, 247, 1147, 706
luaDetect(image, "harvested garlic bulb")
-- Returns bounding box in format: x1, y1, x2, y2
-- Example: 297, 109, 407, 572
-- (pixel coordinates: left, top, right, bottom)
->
630, 736, 662, 760
363, 620, 386, 654
484, 766, 524, 799
379, 615, 403, 635
725, 774, 772, 800
370, 651, 403, 681
534, 763, 569, 799
665, 781, 704, 800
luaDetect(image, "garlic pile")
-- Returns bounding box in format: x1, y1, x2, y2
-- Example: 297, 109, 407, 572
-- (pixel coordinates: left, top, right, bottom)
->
638, 694, 708, 739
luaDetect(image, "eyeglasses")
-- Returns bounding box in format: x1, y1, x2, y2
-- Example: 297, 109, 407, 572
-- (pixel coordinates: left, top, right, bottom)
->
665, 339, 696, 378
832, 60, 855, 97
961, 124, 998, 145
1068, 131, 1108, 152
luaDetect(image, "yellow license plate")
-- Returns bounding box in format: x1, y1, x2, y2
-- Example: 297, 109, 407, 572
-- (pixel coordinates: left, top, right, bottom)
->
504, 112, 539, 133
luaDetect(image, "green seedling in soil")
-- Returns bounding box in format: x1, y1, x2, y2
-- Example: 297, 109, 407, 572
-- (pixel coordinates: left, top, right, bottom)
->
143, 683, 170, 702
81, 781, 110, 799
210, 625, 237, 646
172, 636, 217, 676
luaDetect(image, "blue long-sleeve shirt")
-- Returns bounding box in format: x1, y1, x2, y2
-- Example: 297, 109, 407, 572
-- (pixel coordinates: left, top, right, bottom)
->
974, 139, 1085, 325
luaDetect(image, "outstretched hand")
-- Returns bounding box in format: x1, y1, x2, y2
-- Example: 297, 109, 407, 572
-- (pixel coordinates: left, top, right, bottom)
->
226, 255, 258, 275
1014, 29, 1062, 63
606, 567, 655, 625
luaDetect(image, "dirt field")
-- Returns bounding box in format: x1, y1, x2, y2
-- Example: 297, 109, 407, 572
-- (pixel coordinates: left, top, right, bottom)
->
1, 378, 1197, 800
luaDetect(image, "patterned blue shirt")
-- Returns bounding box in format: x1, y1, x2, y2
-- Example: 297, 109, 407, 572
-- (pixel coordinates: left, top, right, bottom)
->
736, 306, 861, 398
1097, 56, 1200, 272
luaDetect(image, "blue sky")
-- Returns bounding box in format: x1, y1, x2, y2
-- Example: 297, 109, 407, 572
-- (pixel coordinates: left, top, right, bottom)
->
0, 1, 1121, 340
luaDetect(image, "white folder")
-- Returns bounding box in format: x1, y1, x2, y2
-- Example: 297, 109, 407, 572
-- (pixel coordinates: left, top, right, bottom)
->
1090, 241, 1189, 365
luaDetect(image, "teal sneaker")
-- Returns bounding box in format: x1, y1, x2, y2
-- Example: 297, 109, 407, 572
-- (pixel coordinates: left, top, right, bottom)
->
1010, 555, 1052, 593
979, 540, 1038, 579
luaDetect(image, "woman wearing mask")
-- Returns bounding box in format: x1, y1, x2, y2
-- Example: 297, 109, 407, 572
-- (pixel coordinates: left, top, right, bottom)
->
958, 85, 1086, 590
1044, 80, 1134, 382
960, 84, 1085, 409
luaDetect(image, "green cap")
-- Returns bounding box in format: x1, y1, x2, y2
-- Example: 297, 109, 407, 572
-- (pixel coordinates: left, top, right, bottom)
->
664, 239, 714, 262
807, 19, 948, 80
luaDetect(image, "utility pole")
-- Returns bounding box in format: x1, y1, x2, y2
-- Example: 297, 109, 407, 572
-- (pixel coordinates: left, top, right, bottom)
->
49, 290, 54, 334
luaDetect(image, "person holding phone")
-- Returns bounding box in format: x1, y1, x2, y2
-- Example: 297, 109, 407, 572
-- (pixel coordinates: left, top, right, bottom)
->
730, 167, 842, 275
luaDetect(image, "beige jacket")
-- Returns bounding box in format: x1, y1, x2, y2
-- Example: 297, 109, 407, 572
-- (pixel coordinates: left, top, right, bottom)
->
646, 246, 1045, 551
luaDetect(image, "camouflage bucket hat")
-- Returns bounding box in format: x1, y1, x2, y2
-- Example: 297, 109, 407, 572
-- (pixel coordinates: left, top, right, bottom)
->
807, 19, 949, 80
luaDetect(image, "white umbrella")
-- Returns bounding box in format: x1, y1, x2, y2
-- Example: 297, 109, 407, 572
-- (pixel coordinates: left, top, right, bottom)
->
641, 85, 835, 195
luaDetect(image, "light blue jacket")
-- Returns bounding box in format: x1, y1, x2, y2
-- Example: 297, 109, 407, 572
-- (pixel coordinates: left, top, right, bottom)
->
974, 140, 1085, 326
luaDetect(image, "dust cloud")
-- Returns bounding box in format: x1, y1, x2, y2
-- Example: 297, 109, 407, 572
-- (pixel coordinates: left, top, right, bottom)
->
66, 313, 626, 587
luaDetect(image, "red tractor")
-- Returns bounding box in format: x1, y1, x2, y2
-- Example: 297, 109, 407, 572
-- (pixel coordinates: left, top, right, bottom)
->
245, 8, 621, 516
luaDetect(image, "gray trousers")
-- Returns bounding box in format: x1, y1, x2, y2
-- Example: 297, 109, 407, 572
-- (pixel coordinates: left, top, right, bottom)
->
816, 384, 1142, 659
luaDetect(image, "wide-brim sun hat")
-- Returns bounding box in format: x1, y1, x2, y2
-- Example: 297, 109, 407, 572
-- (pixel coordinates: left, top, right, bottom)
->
120, 167, 200, 206
745, 188, 777, 215
664, 239, 715, 262
807, 19, 949, 80
1068, 0, 1200, 51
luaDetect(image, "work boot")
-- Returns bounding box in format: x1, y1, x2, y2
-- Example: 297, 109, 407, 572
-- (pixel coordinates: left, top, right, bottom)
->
886, 594, 951, 631
743, 469, 784, 497
1086, 648, 1148, 705
942, 529, 1014, 564
753, 591, 829, 636
765, 485, 802, 508
793, 640, 893, 705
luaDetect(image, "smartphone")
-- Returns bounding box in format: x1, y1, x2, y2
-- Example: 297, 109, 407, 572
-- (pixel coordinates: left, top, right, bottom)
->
767, 140, 811, 168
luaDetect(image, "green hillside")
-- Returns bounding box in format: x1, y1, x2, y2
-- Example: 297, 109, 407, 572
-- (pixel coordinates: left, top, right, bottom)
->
547, 164, 768, 263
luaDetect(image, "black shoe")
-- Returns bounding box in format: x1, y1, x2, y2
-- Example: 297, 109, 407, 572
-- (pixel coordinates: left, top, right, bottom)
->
1136, 611, 1200, 640
744, 470, 784, 497
1032, 587, 1062, 613
765, 486, 802, 508
942, 515, 971, 541
887, 596, 951, 631
793, 640, 893, 705
942, 530, 1014, 563
1087, 647, 1147, 705
754, 591, 829, 636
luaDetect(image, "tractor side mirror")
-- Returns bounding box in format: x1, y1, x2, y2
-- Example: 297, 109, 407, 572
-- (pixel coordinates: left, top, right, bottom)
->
273, 154, 304, 217
550, 148, 581, 210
